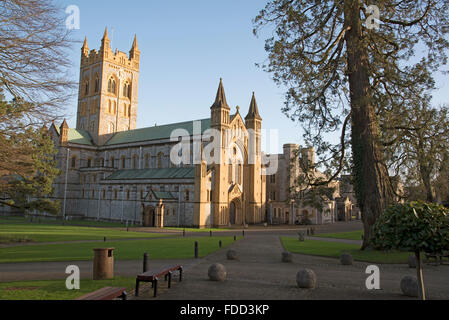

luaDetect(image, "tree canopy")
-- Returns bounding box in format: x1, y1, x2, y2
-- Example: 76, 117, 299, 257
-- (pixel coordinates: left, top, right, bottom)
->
254, 0, 449, 247
0, 0, 75, 214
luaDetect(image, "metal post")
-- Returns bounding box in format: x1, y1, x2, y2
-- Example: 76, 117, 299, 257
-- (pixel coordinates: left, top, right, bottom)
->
219, 240, 222, 248
194, 241, 199, 259
210, 230, 212, 237
234, 235, 236, 241
97, 187, 101, 221
143, 253, 149, 272
121, 188, 125, 222
243, 230, 245, 237
63, 148, 70, 220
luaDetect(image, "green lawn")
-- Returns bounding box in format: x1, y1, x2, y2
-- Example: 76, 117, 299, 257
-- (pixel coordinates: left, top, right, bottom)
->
282, 237, 412, 264
0, 223, 164, 243
313, 230, 364, 241
0, 236, 240, 263
0, 277, 135, 300
0, 216, 132, 228
164, 227, 232, 233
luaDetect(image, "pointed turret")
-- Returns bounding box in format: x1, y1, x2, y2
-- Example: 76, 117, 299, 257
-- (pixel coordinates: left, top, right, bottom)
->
102, 27, 109, 41
82, 36, 89, 52
131, 34, 138, 50
101, 27, 110, 50
59, 119, 69, 145
245, 92, 262, 121
211, 78, 230, 110
129, 34, 140, 60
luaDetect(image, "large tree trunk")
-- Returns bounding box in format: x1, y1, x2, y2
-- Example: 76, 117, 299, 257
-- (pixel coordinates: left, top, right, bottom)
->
344, 0, 395, 249
420, 164, 436, 203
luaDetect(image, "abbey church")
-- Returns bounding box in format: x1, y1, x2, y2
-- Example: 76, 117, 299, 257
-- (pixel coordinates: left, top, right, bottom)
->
49, 29, 267, 228
48, 30, 351, 227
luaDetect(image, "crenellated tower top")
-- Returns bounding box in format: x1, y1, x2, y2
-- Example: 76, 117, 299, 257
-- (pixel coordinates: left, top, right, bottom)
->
81, 28, 140, 72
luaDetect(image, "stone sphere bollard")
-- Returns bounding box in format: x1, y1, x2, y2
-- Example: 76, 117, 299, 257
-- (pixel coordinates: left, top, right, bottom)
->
408, 256, 417, 269
296, 269, 317, 289
401, 276, 418, 297
340, 253, 354, 265
282, 252, 293, 263
208, 263, 227, 282
227, 250, 238, 261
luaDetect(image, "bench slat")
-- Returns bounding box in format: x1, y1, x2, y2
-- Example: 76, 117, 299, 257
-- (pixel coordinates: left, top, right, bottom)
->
137, 265, 182, 281
76, 287, 126, 300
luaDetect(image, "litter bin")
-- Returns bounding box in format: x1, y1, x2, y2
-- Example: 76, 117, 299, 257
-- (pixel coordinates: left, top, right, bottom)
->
93, 248, 115, 280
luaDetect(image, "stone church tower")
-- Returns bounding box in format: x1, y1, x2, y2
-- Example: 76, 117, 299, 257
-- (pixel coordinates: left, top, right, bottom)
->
77, 28, 140, 145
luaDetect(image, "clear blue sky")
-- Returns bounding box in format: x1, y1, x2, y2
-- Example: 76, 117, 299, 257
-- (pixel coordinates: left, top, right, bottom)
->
58, 0, 449, 154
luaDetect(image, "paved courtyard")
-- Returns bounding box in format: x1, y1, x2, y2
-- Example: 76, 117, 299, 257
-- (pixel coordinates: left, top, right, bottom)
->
1, 222, 448, 300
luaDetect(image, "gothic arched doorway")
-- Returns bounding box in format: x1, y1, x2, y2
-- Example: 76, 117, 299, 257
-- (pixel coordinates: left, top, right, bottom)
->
230, 202, 236, 225
143, 206, 155, 227
229, 199, 242, 225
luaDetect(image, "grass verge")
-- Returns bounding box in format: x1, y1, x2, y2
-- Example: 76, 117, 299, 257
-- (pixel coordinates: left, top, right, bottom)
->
0, 236, 241, 263
282, 237, 411, 264
313, 230, 364, 241
0, 223, 164, 243
0, 277, 135, 300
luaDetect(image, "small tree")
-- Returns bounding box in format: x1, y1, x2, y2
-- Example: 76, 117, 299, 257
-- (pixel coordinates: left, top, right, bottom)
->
371, 202, 449, 300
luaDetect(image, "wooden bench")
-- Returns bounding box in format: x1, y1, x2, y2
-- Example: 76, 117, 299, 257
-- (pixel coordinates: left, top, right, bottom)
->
135, 265, 183, 298
425, 252, 449, 264
75, 287, 127, 300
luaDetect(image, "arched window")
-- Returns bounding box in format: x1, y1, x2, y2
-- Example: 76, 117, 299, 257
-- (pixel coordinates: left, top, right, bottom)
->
108, 100, 112, 114
123, 82, 131, 98
108, 78, 116, 94
113, 101, 117, 115
108, 122, 114, 134
144, 153, 150, 169
128, 105, 131, 118
84, 80, 89, 96
157, 152, 164, 169
71, 156, 77, 169
121, 156, 126, 169
110, 156, 115, 168
132, 154, 138, 169
94, 75, 99, 93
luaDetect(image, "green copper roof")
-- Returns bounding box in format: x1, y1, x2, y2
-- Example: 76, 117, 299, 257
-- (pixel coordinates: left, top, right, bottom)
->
105, 167, 195, 180
68, 129, 93, 146
153, 191, 176, 200
105, 118, 211, 146
54, 126, 93, 146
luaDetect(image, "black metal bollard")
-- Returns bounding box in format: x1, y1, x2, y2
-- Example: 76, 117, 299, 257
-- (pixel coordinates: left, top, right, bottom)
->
307, 229, 310, 236
242, 230, 245, 237
234, 236, 236, 241
210, 230, 212, 237
219, 240, 222, 248
183, 229, 186, 237
104, 237, 107, 242
194, 241, 199, 259
143, 253, 149, 272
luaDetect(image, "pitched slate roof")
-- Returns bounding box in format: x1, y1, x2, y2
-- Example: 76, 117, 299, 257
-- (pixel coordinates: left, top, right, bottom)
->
105, 118, 211, 146
104, 167, 195, 180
